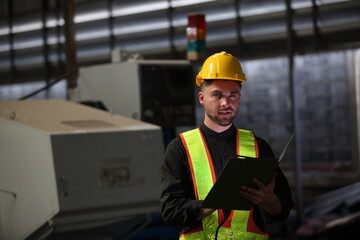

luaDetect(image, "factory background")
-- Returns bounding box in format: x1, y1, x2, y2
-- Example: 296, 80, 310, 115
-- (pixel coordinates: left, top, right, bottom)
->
0, 0, 359, 239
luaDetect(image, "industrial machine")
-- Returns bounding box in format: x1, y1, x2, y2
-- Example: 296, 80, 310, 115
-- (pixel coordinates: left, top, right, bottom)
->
0, 99, 164, 239
71, 59, 195, 127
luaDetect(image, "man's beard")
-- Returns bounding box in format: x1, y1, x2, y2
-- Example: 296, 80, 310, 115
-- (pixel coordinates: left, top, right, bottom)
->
205, 107, 238, 126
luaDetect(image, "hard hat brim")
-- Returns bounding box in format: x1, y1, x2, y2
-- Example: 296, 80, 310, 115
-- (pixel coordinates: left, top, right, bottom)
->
196, 76, 247, 87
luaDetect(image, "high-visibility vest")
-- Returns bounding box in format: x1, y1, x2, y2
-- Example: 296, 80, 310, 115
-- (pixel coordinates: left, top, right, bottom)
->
179, 128, 269, 240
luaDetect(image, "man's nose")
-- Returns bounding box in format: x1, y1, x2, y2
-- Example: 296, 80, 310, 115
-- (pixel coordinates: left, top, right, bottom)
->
220, 96, 230, 106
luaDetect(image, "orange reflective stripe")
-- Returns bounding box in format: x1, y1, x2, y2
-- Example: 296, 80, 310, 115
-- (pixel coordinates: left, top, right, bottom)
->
255, 137, 259, 158
222, 210, 234, 228
218, 209, 227, 227
179, 225, 203, 237
246, 208, 269, 236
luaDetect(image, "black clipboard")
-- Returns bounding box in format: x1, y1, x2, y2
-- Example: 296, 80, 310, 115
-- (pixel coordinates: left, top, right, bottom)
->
201, 132, 295, 210
201, 157, 279, 210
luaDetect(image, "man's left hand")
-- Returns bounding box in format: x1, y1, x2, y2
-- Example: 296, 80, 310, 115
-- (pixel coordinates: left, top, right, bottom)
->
239, 172, 282, 216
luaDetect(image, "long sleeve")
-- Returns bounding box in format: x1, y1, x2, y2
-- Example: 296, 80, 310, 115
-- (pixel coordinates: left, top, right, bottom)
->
160, 137, 203, 232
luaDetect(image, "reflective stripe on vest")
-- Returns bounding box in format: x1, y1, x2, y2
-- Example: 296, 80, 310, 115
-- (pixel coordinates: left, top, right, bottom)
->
179, 128, 269, 240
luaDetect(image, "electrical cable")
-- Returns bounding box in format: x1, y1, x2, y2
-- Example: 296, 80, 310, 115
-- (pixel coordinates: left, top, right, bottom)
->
17, 68, 78, 100
214, 211, 230, 240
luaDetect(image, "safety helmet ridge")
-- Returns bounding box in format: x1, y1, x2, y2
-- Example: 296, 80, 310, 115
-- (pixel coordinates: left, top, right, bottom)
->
196, 51, 247, 87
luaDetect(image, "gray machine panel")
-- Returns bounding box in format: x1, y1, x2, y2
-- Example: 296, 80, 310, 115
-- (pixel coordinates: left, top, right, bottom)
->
51, 129, 163, 212
75, 60, 195, 127
0, 99, 164, 239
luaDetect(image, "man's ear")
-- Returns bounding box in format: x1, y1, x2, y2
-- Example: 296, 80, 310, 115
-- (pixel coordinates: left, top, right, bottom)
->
198, 91, 205, 105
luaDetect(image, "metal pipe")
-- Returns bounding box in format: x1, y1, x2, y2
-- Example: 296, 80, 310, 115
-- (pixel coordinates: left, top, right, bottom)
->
167, 0, 178, 58
56, 0, 65, 73
311, 0, 325, 50
41, 0, 51, 88
347, 50, 360, 173
285, 0, 304, 224
62, 0, 78, 91
107, 0, 116, 51
7, 0, 16, 82
234, 0, 246, 57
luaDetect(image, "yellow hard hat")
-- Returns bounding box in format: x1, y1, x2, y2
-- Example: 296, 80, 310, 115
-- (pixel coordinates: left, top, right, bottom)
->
196, 51, 247, 87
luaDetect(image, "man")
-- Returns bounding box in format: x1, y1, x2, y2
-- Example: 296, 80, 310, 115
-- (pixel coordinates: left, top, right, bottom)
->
161, 51, 293, 239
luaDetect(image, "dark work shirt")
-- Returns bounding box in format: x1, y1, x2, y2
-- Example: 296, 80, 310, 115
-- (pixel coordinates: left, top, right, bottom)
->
160, 123, 293, 234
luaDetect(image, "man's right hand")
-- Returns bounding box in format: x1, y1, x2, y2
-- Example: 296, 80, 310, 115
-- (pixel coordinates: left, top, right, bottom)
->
197, 208, 216, 221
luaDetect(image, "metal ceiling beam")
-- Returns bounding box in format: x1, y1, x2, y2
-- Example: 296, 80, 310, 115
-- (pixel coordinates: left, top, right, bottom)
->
0, 0, 359, 82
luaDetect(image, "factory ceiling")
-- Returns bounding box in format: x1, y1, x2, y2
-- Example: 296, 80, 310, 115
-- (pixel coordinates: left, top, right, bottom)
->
0, 0, 359, 84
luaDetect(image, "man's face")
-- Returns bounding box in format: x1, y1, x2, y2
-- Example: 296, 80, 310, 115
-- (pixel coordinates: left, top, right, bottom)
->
199, 80, 241, 127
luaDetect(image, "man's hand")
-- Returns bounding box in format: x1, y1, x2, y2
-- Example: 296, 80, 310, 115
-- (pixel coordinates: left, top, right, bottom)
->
238, 172, 281, 216
197, 208, 216, 221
